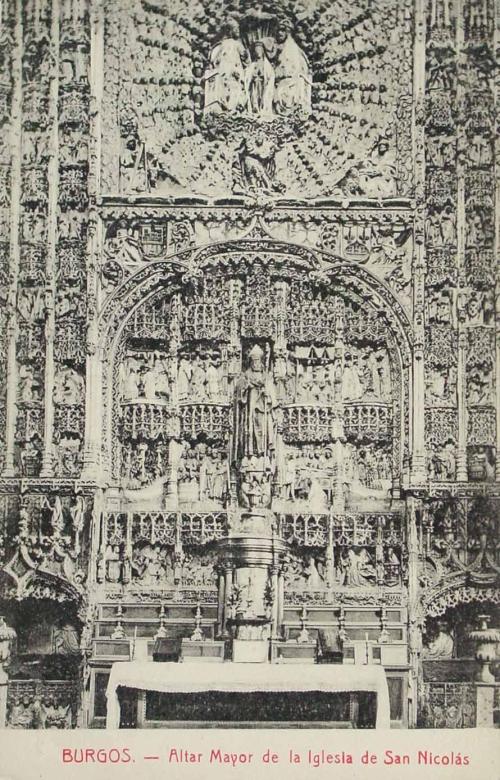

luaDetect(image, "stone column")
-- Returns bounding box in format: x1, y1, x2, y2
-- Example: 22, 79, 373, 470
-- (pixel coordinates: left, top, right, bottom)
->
277, 566, 285, 629
40, 0, 60, 477
0, 665, 7, 728
222, 566, 233, 638
81, 0, 104, 478
455, 0, 468, 482
456, 327, 468, 480
410, 0, 428, 486
270, 566, 279, 638
475, 684, 495, 728
325, 517, 335, 589
0, 617, 16, 729
216, 566, 225, 637
81, 343, 104, 479
2, 0, 23, 477
495, 4, 500, 480
406, 496, 423, 728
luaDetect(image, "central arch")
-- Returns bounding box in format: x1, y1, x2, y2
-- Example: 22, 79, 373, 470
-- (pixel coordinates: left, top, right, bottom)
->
90, 239, 413, 502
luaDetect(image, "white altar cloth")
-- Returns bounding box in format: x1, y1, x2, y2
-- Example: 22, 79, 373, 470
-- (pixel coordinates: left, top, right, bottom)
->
105, 661, 391, 729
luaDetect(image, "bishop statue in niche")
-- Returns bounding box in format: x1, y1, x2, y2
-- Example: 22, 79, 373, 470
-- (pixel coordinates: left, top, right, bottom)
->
233, 344, 278, 462
203, 13, 311, 119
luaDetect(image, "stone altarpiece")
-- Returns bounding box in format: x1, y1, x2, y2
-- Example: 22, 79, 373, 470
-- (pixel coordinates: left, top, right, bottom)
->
0, 0, 498, 729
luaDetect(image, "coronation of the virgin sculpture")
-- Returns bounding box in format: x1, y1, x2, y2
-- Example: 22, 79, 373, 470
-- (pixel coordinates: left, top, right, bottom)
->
0, 0, 498, 730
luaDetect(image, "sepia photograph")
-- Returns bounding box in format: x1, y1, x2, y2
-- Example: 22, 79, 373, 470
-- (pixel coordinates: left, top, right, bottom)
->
0, 0, 498, 739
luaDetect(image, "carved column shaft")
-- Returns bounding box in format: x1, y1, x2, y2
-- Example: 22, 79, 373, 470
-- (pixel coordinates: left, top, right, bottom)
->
82, 0, 104, 477
495, 2, 500, 479
455, 0, 468, 481
216, 567, 225, 636
3, 0, 23, 477
406, 495, 422, 729
270, 566, 279, 638
82, 343, 103, 478
40, 0, 60, 476
410, 0, 427, 484
222, 566, 233, 637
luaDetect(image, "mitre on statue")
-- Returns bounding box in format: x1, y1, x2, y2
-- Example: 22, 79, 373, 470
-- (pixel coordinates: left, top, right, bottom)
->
248, 344, 264, 363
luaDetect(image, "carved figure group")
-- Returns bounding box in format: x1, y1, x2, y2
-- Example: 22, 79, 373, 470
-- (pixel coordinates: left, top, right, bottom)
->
339, 547, 377, 586
178, 443, 228, 505
281, 447, 336, 508
343, 442, 392, 496
239, 454, 273, 509
9, 694, 72, 729
203, 18, 311, 119
121, 441, 169, 489
120, 354, 171, 403
54, 368, 84, 405
131, 544, 174, 585
177, 352, 225, 402
286, 553, 325, 590
291, 349, 390, 405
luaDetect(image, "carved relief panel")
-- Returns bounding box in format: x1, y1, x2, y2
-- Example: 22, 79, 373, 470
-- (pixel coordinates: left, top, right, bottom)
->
100, 0, 414, 200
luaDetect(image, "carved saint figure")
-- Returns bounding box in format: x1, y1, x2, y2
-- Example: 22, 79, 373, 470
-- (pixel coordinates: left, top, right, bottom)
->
342, 354, 362, 400
245, 41, 275, 116
341, 547, 376, 587
203, 20, 248, 115
273, 25, 311, 115
54, 622, 80, 655
423, 621, 454, 658
233, 344, 277, 460
233, 134, 284, 194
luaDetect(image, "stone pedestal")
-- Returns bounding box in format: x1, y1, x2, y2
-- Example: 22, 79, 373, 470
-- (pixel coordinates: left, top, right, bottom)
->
217, 516, 289, 659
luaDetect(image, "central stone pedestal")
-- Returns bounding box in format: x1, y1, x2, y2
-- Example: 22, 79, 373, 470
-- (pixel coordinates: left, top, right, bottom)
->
217, 511, 289, 653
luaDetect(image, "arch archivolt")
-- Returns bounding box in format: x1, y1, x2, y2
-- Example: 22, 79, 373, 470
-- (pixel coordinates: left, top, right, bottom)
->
423, 578, 500, 618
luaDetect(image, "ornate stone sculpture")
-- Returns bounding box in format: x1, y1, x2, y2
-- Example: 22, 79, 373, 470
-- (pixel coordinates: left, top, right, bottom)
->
203, 20, 248, 116
233, 344, 277, 462
203, 15, 311, 120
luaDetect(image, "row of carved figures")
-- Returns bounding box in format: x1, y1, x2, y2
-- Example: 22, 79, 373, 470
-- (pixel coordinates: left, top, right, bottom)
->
118, 348, 392, 407
120, 437, 393, 504
99, 543, 401, 589
286, 547, 401, 590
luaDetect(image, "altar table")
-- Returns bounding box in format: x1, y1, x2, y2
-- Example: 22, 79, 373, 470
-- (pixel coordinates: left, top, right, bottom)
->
105, 661, 391, 729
